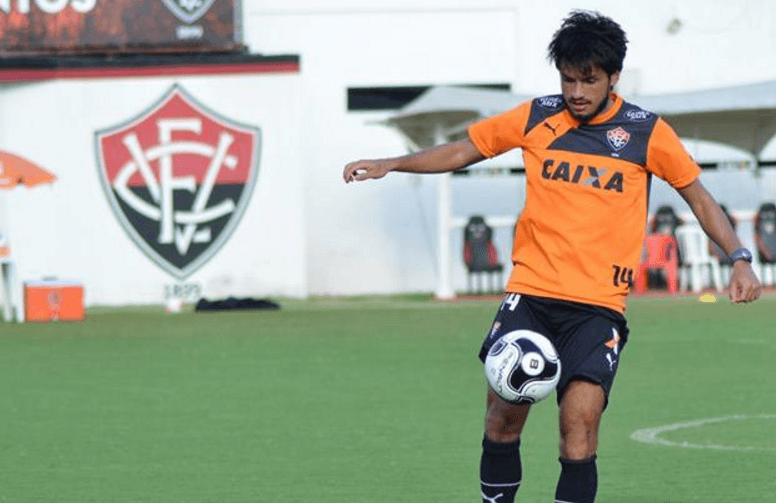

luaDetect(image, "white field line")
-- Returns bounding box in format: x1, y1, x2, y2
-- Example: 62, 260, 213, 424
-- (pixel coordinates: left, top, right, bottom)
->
630, 414, 776, 451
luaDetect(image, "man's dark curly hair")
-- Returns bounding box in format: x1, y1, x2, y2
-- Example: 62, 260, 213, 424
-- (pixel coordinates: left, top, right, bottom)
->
547, 10, 628, 76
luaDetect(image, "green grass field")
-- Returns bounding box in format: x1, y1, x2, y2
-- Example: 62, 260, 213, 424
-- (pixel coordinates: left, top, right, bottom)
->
1, 294, 774, 502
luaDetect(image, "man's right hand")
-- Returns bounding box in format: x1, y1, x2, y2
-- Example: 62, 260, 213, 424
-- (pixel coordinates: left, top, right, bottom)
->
343, 159, 391, 183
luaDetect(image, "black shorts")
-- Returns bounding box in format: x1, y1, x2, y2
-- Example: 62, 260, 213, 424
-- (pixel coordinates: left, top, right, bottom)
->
479, 293, 629, 405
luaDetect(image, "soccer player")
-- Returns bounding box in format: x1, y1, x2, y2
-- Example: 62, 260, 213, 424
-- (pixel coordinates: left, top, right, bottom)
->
342, 10, 761, 503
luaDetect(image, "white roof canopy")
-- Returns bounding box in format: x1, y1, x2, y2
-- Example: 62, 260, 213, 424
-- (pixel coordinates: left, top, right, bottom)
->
382, 81, 776, 159
378, 86, 529, 150
638, 81, 776, 158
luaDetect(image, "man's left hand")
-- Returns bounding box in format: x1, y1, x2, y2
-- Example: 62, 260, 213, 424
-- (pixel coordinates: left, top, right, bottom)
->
728, 262, 762, 303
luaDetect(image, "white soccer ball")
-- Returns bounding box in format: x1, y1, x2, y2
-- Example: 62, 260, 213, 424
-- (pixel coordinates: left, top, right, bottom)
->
484, 330, 561, 405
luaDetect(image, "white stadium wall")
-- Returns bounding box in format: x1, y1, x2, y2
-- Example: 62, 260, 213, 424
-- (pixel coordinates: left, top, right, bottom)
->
247, 2, 520, 296
0, 73, 307, 305
1, 0, 776, 306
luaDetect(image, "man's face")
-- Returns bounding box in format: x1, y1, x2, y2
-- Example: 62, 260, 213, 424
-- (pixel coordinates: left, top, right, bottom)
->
560, 64, 620, 122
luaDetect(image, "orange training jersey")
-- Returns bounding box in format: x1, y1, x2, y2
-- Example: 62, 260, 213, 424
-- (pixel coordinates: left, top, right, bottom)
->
467, 93, 700, 313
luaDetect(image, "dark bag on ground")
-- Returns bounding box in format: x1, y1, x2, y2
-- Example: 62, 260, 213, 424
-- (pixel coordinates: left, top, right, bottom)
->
194, 297, 281, 312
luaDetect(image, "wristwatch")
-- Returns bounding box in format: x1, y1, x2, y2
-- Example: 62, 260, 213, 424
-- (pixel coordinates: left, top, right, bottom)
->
729, 247, 753, 264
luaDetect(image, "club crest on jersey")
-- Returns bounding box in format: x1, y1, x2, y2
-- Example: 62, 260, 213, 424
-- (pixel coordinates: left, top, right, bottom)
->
95, 84, 261, 279
606, 126, 630, 151
161, 0, 216, 24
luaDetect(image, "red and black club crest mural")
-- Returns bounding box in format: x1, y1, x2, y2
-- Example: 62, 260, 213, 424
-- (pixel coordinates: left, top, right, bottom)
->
96, 84, 260, 279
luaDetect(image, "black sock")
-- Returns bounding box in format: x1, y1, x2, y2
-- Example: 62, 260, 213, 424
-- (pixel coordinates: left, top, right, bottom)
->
554, 455, 597, 503
480, 436, 522, 503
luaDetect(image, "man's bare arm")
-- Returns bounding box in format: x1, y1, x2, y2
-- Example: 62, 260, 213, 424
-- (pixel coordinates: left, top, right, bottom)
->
343, 138, 486, 183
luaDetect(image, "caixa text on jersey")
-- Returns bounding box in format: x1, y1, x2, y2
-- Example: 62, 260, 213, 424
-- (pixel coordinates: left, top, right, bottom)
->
541, 159, 624, 193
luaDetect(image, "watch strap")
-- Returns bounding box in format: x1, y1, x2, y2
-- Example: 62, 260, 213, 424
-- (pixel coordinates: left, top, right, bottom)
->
729, 247, 752, 263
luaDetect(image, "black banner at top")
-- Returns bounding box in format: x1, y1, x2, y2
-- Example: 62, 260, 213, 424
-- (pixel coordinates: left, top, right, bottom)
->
0, 0, 242, 55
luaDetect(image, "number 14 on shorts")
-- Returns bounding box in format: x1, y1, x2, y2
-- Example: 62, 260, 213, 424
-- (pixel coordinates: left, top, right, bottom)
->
501, 293, 521, 311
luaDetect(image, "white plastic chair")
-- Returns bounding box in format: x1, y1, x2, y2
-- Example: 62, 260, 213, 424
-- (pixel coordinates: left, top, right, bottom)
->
760, 262, 776, 287
675, 224, 723, 293
0, 230, 22, 322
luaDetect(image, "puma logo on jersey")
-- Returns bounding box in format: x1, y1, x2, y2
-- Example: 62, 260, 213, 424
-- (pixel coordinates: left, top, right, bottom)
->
543, 122, 558, 136
542, 159, 624, 193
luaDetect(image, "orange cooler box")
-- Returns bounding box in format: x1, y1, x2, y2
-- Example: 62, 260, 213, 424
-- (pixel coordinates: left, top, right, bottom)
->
24, 280, 85, 322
